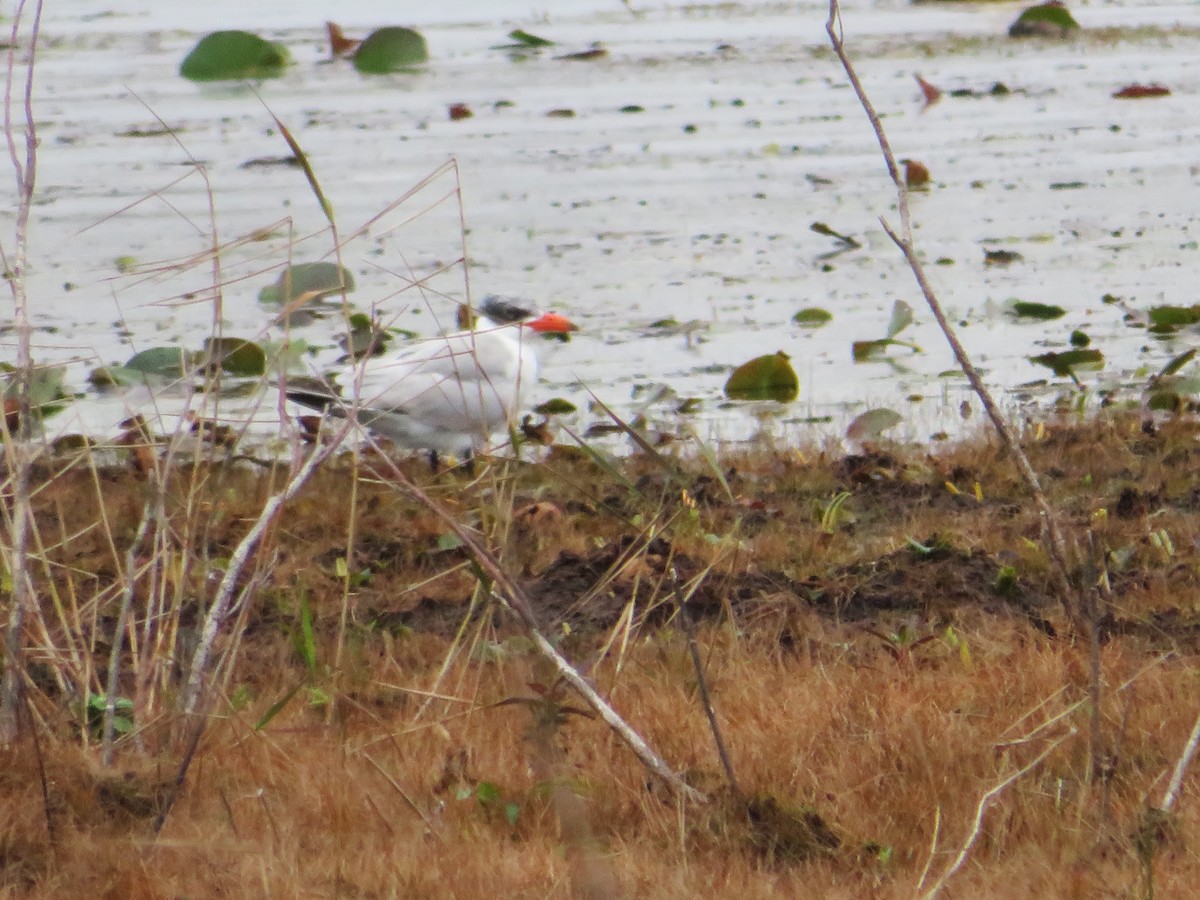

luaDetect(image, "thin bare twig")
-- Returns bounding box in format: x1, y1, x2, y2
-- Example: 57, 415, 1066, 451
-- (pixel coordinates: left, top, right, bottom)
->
0, 0, 44, 745
914, 805, 941, 894
363, 752, 442, 838
180, 435, 344, 714
825, 0, 1103, 776
678, 585, 743, 800
101, 494, 156, 766
823, 0, 1080, 622
1158, 709, 1200, 815
377, 457, 705, 803
921, 730, 1075, 899
21, 684, 56, 850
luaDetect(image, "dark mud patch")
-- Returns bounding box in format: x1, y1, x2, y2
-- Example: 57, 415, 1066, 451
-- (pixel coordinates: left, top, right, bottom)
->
392, 534, 1055, 636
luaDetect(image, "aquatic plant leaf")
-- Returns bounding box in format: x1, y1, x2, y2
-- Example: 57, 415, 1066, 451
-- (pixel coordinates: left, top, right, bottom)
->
1159, 349, 1197, 378
793, 307, 832, 328
534, 398, 577, 415
984, 248, 1023, 266
179, 31, 289, 82
89, 366, 146, 388
1008, 3, 1080, 39
353, 27, 429, 74
259, 262, 355, 305
1113, 84, 1171, 99
1010, 301, 1066, 321
1148, 305, 1200, 328
724, 351, 799, 402
326, 21, 360, 58
903, 159, 930, 189
125, 347, 194, 378
495, 29, 555, 49
1069, 330, 1090, 347
852, 339, 890, 362
885, 301, 915, 339
810, 222, 860, 248
914, 73, 942, 108
1151, 374, 1200, 404
204, 338, 267, 377
846, 408, 903, 443
1029, 348, 1104, 377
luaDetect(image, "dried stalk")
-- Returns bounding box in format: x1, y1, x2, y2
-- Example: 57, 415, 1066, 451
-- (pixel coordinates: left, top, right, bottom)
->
825, 0, 1103, 774
101, 494, 156, 766
678, 580, 743, 801
921, 729, 1074, 899
0, 0, 44, 745
180, 435, 343, 715
1157, 708, 1200, 815
379, 459, 705, 803
824, 0, 1081, 623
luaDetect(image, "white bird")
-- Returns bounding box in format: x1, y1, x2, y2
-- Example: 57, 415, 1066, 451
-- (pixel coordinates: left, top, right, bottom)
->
286, 296, 577, 460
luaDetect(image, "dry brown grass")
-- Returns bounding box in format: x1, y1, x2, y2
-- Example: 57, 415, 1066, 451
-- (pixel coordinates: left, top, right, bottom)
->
4, 413, 1200, 897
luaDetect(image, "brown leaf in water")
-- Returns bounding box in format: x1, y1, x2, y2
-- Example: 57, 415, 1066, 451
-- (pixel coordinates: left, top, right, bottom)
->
914, 73, 942, 108
1112, 83, 1171, 99
326, 21, 360, 58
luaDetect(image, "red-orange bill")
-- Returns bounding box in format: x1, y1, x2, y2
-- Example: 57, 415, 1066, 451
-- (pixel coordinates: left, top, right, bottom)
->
526, 312, 578, 333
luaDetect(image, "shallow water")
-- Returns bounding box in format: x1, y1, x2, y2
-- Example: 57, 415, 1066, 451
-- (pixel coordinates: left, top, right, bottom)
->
5, 0, 1200, 451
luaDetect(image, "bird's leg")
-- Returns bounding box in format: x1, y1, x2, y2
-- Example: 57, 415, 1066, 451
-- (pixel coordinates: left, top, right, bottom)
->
464, 448, 476, 477
428, 449, 440, 473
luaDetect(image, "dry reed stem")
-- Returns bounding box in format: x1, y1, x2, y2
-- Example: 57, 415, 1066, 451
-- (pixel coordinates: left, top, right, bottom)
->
374, 455, 706, 804
180, 434, 348, 714
823, 0, 1080, 621
100, 494, 156, 766
1159, 709, 1200, 814
824, 0, 1103, 774
0, 0, 44, 745
920, 727, 1076, 898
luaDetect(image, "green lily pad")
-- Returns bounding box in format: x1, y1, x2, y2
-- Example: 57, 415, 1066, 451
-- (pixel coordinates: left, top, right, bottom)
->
1009, 3, 1081, 39
203, 338, 267, 377
353, 27, 429, 74
258, 261, 356, 305
852, 339, 891, 362
4, 366, 71, 421
1010, 301, 1066, 321
1148, 305, 1200, 328
1147, 391, 1183, 412
793, 307, 833, 328
534, 398, 577, 415
341, 315, 391, 359
1029, 348, 1104, 378
180, 31, 290, 82
89, 365, 149, 388
724, 351, 799, 402
125, 347, 195, 379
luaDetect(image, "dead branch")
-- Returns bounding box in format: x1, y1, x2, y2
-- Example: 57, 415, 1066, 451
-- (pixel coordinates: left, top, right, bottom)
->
921, 729, 1075, 899
378, 457, 706, 804
1158, 708, 1200, 815
824, 0, 1080, 623
824, 0, 1103, 781
180, 434, 344, 715
0, 0, 44, 745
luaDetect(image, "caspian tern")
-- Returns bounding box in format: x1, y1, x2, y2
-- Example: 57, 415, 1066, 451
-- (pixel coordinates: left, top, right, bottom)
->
285, 296, 577, 459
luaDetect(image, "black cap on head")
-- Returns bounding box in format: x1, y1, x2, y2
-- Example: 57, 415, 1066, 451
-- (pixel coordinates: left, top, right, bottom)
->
479, 295, 534, 324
